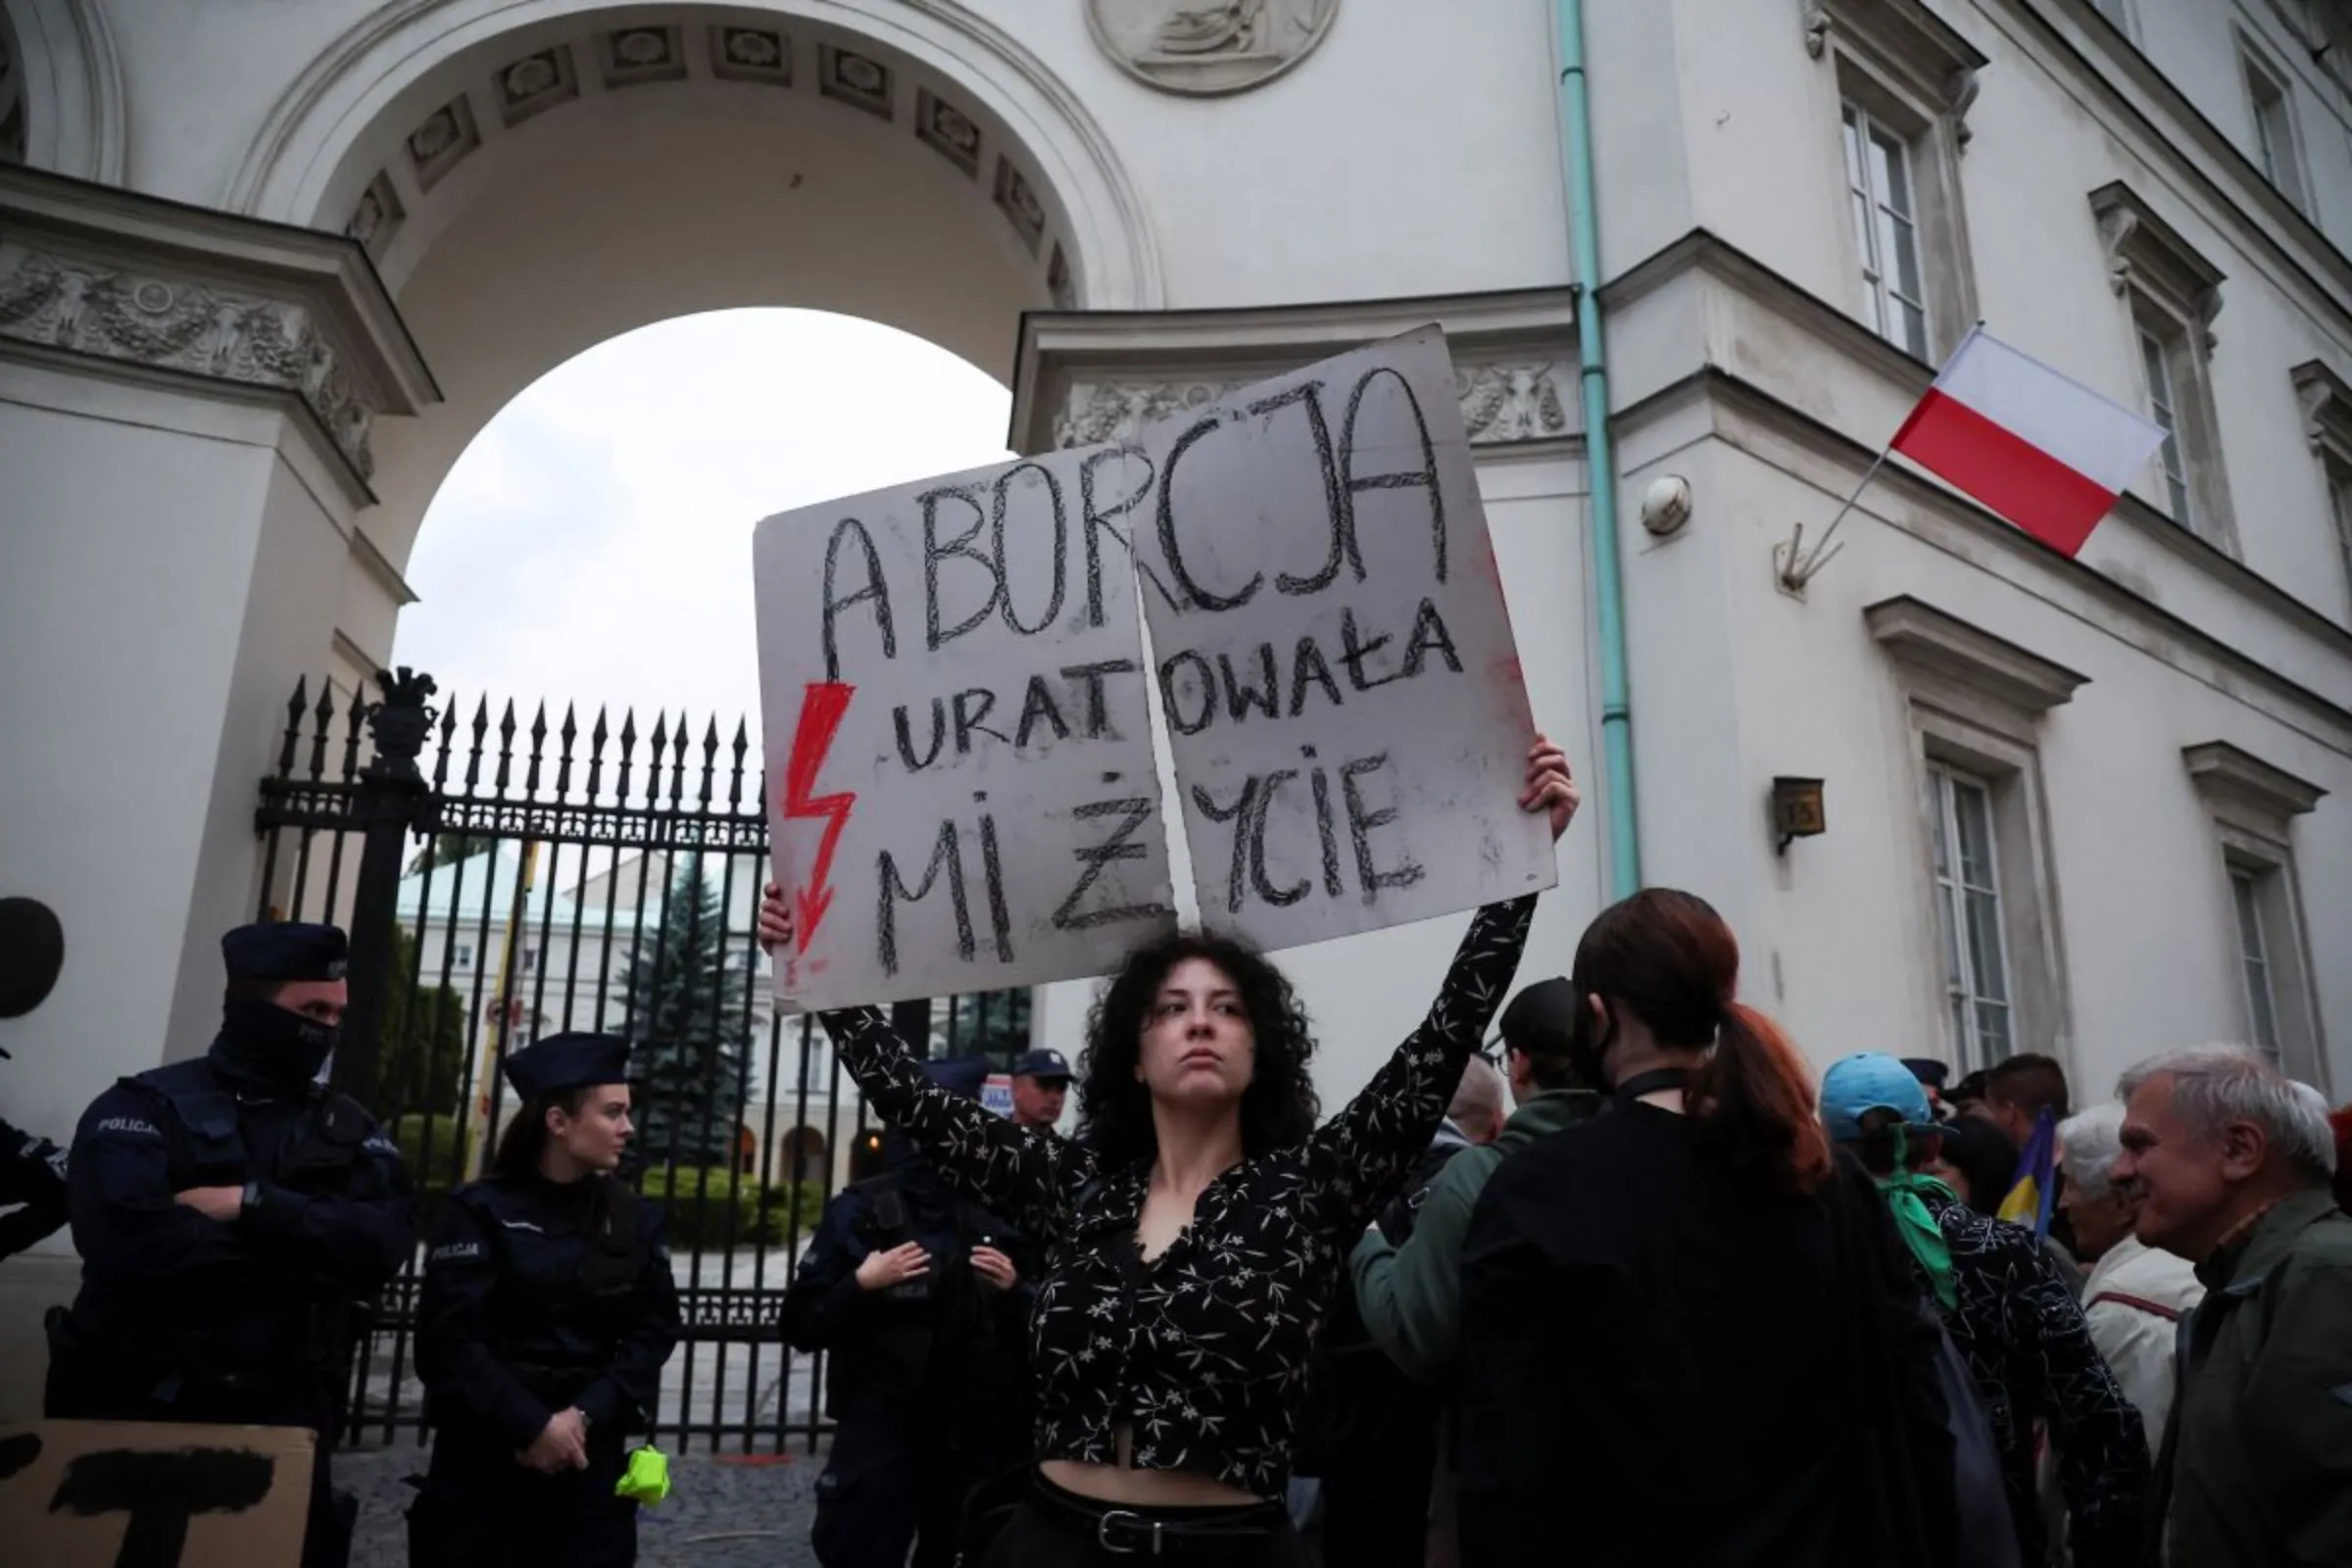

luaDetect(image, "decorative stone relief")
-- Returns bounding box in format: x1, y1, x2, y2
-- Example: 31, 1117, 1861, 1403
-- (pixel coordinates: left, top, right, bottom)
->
1088, 0, 1341, 96
0, 244, 379, 477
819, 44, 894, 118
710, 26, 790, 84
407, 94, 479, 190
603, 26, 686, 86
345, 172, 405, 260
917, 90, 982, 177
1052, 361, 1573, 450
1456, 362, 1572, 444
995, 158, 1047, 255
498, 46, 579, 126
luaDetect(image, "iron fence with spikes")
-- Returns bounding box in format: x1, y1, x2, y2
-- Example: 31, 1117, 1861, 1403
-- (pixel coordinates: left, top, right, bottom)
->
253, 668, 1030, 1452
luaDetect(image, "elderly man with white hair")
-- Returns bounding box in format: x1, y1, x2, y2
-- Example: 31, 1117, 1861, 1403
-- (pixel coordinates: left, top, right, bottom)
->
2056, 1102, 2204, 1449
2111, 1045, 2352, 1568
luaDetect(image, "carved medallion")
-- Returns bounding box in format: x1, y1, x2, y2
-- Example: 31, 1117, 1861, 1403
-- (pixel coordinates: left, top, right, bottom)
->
1087, 0, 1340, 96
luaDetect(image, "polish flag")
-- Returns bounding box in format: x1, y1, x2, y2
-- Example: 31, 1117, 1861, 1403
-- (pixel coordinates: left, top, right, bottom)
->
1889, 326, 2167, 558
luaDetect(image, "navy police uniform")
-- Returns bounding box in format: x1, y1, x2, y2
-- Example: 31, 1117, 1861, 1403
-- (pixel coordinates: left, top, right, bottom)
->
784, 1059, 1037, 1568
0, 1112, 69, 1259
49, 922, 416, 1568
412, 1033, 681, 1568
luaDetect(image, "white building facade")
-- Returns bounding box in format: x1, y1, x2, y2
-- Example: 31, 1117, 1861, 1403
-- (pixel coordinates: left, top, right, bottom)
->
1, 0, 2347, 1203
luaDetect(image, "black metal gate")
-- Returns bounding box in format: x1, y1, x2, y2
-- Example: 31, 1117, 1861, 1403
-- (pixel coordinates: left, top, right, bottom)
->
254, 667, 1029, 1452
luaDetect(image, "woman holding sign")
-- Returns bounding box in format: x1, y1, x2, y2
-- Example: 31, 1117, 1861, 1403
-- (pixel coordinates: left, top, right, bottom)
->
760, 737, 1575, 1565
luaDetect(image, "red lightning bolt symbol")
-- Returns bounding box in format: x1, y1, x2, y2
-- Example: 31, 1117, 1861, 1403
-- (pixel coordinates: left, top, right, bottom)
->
782, 681, 857, 951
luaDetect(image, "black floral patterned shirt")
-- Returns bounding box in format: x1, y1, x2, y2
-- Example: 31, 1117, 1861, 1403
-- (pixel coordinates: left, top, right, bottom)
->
1917, 1189, 2150, 1568
821, 895, 1535, 1496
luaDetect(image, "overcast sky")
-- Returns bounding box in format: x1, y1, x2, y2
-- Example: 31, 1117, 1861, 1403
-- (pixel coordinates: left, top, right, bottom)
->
391, 309, 1014, 754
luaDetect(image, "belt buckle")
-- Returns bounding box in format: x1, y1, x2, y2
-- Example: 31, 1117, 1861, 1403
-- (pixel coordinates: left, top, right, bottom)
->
1096, 1508, 1163, 1556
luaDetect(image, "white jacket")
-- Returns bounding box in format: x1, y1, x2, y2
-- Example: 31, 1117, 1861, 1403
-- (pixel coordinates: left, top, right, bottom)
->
2078, 1234, 2206, 1449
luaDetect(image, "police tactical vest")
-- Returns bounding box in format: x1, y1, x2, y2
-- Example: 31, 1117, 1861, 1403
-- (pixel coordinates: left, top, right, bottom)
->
126, 1058, 371, 1192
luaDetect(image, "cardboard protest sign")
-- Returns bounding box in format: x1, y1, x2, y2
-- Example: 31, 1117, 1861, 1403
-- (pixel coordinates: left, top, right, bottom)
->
1129, 326, 1557, 950
0, 1420, 316, 1567
755, 447, 1179, 1009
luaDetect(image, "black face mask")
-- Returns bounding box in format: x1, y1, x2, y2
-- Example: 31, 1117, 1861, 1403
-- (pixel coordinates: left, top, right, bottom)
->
218, 998, 339, 1088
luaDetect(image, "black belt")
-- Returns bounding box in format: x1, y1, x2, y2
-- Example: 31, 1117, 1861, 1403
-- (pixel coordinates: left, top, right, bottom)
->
1025, 1473, 1285, 1556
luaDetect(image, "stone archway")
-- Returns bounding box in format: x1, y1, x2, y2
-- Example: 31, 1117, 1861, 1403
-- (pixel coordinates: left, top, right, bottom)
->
0, 2, 1162, 1172
209, 2, 1162, 681
0, 0, 127, 181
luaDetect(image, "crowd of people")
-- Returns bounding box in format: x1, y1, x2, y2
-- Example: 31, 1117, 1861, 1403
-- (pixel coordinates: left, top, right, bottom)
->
5, 729, 2348, 1565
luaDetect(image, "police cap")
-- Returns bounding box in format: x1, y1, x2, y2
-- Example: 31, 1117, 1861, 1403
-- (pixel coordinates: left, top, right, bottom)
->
504, 1032, 631, 1100
222, 921, 348, 984
1900, 1057, 1951, 1092
1012, 1048, 1071, 1083
924, 1055, 989, 1101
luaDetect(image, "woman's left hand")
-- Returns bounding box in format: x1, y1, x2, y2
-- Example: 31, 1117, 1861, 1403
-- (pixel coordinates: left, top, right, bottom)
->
1520, 735, 1580, 843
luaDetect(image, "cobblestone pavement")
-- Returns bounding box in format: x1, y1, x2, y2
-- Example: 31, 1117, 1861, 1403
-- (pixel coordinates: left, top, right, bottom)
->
342, 1441, 824, 1567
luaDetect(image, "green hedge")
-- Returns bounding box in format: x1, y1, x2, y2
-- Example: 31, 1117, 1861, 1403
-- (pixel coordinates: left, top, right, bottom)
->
390, 1112, 473, 1184
638, 1167, 824, 1250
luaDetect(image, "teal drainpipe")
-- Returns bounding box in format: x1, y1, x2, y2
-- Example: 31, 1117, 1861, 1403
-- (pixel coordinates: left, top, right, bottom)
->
1554, 0, 1641, 897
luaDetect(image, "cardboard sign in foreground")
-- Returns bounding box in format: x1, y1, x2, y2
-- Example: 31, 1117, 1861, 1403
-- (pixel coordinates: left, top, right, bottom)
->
0, 1420, 315, 1567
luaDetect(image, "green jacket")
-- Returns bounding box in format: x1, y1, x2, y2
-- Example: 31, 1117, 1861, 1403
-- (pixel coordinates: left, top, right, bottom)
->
2163, 1187, 2352, 1567
1349, 1088, 1597, 1385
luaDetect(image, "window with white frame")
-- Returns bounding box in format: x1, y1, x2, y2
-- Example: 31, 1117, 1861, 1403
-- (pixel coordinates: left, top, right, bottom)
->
2137, 314, 2194, 525
2184, 742, 2328, 1088
2093, 182, 2235, 553
2332, 467, 2352, 604
1806, 0, 1983, 361
1869, 598, 2085, 1073
1930, 762, 2013, 1065
452, 943, 473, 969
2292, 360, 2352, 612
1844, 101, 1929, 359
2241, 47, 2309, 213
2229, 867, 2282, 1064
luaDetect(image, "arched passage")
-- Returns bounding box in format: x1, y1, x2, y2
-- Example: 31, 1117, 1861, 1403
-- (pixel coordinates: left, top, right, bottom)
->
219, 2, 1160, 666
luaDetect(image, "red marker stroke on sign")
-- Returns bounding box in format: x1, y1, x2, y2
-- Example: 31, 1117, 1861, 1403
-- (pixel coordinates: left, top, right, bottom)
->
782, 681, 857, 951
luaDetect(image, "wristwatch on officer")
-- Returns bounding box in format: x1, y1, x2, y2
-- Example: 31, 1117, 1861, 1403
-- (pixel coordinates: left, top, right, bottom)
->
240, 1180, 262, 1220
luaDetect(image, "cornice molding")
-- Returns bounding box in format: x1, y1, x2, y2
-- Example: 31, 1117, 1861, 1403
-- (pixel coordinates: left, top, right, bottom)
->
2089, 181, 2227, 339
2182, 739, 2327, 840
2291, 359, 2352, 463
1009, 287, 1581, 456
1803, 0, 1987, 143
1866, 596, 2091, 717
0, 167, 438, 486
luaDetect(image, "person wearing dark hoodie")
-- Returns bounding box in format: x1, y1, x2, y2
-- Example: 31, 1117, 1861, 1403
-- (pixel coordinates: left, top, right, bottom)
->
48, 921, 415, 1568
783, 1057, 1038, 1568
1348, 977, 1601, 1566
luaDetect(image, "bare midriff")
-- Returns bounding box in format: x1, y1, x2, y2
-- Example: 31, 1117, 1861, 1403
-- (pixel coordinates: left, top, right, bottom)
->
1038, 1424, 1262, 1508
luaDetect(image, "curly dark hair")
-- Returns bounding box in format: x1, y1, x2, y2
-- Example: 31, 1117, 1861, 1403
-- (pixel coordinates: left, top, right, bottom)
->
1075, 928, 1321, 1170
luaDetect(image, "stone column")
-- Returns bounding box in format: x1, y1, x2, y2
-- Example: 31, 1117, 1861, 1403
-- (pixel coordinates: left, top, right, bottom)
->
0, 166, 436, 1152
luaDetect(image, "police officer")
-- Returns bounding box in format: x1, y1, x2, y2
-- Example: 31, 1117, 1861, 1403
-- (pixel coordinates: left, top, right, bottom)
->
0, 1105, 69, 1259
785, 1059, 1035, 1568
412, 1032, 680, 1568
1007, 1048, 1071, 1132
0, 895, 71, 1259
48, 921, 415, 1568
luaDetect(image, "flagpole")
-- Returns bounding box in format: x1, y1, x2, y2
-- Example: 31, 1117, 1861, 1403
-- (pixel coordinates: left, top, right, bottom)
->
1781, 321, 1984, 589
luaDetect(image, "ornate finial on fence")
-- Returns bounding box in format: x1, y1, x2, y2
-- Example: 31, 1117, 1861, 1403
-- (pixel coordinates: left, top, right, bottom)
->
364, 666, 441, 783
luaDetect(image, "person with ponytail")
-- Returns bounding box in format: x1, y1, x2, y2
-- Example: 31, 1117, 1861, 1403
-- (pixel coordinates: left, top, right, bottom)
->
1454, 890, 1958, 1567
1821, 1054, 2148, 1568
